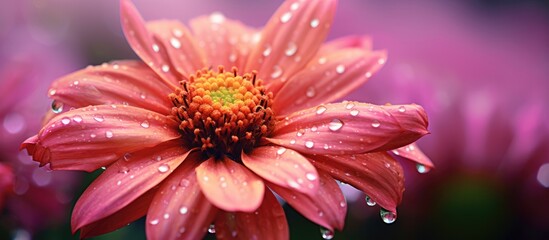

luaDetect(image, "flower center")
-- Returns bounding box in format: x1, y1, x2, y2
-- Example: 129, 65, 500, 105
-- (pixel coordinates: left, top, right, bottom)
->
169, 66, 275, 159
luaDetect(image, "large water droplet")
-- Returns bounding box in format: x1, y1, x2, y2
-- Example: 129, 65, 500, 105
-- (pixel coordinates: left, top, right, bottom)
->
320, 227, 334, 240
158, 164, 170, 173
290, 2, 300, 10
208, 224, 216, 234
306, 87, 315, 98
316, 105, 327, 115
73, 115, 83, 123
416, 164, 430, 174
306, 173, 317, 181
365, 195, 376, 206
328, 119, 343, 131
380, 208, 397, 224
398, 106, 406, 113
280, 12, 292, 23
276, 147, 287, 155
336, 64, 345, 74
285, 42, 297, 56
170, 38, 181, 49
179, 206, 188, 215
61, 117, 70, 125
350, 109, 359, 116
305, 141, 314, 149
141, 120, 150, 128
310, 18, 320, 28
161, 65, 170, 73
149, 219, 159, 225
51, 100, 63, 113
271, 65, 283, 78
371, 120, 381, 128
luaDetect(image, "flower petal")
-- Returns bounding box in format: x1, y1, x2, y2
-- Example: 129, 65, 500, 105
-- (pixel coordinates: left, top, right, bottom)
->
245, 0, 337, 94
49, 61, 173, 115
146, 20, 207, 77
309, 152, 404, 213
146, 152, 218, 240
190, 14, 258, 70
273, 49, 387, 115
268, 171, 346, 230
391, 143, 434, 169
21, 105, 181, 172
120, 0, 181, 88
214, 190, 288, 240
268, 102, 429, 155
242, 146, 319, 197
196, 156, 265, 212
79, 189, 156, 238
71, 142, 192, 232
315, 35, 373, 56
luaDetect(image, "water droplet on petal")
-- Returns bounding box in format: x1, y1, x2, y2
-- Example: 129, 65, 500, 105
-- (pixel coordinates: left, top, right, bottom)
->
380, 208, 397, 224
179, 179, 190, 187
208, 224, 216, 234
152, 44, 160, 52
118, 166, 129, 174
49, 89, 57, 96
365, 72, 372, 78
161, 64, 170, 73
61, 117, 70, 125
416, 164, 430, 174
90, 133, 96, 138
290, 2, 300, 10
210, 12, 225, 24
276, 147, 287, 155
336, 64, 345, 74
306, 173, 317, 181
149, 219, 159, 225
306, 87, 315, 98
141, 120, 150, 128
170, 38, 181, 49
350, 109, 359, 116
328, 119, 343, 131
365, 195, 376, 206
94, 116, 104, 122
305, 141, 314, 149
179, 206, 188, 214
271, 65, 283, 78
289, 139, 296, 144
285, 42, 297, 56
398, 106, 406, 113
316, 105, 327, 115
280, 12, 292, 23
320, 227, 334, 240
73, 115, 83, 123
172, 28, 183, 37
371, 120, 381, 128
158, 164, 170, 173
310, 18, 320, 28
263, 46, 272, 57
51, 100, 63, 113
378, 58, 386, 65
105, 131, 114, 138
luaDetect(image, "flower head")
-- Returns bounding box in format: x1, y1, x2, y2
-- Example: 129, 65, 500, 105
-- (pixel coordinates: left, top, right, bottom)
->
22, 0, 430, 239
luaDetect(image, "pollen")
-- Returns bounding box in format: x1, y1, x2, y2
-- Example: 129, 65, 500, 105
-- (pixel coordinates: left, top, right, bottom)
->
169, 66, 275, 159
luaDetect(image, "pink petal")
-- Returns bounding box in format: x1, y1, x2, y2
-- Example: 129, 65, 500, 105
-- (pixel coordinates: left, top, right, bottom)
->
196, 156, 265, 212
120, 0, 181, 88
391, 143, 434, 169
49, 60, 173, 115
273, 49, 387, 115
245, 0, 337, 94
309, 152, 404, 213
268, 102, 429, 155
190, 15, 258, 70
146, 153, 218, 240
268, 171, 346, 230
79, 189, 156, 238
214, 190, 288, 240
315, 35, 373, 56
71, 143, 192, 232
242, 146, 319, 197
146, 20, 207, 77
21, 105, 181, 172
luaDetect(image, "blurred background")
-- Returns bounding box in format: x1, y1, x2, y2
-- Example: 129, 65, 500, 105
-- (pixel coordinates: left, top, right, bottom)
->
1, 0, 547, 239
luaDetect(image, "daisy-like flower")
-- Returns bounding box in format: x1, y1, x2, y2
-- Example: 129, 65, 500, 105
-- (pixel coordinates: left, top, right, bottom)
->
22, 0, 431, 239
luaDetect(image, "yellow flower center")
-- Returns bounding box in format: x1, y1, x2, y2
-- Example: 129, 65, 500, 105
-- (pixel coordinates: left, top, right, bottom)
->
169, 66, 275, 159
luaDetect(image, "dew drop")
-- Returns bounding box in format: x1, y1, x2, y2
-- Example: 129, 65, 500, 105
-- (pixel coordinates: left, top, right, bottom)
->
262, 46, 272, 57
105, 131, 114, 138
208, 224, 216, 234
340, 201, 346, 208
318, 57, 327, 64
328, 119, 343, 131
49, 89, 57, 96
141, 120, 150, 128
118, 166, 129, 174
289, 139, 296, 144
163, 213, 170, 219
305, 141, 314, 149
61, 117, 70, 125
380, 208, 397, 224
311, 126, 318, 132
306, 87, 316, 98
280, 12, 292, 23
398, 106, 406, 113
320, 227, 334, 240
51, 100, 63, 113
149, 219, 159, 225
161, 64, 170, 73
310, 18, 320, 28
210, 12, 225, 24
371, 120, 381, 128
416, 164, 430, 174
73, 115, 83, 123
270, 65, 283, 78
158, 164, 170, 173
365, 72, 372, 78
170, 38, 181, 49
306, 173, 317, 181
90, 133, 96, 138
152, 44, 160, 52
290, 2, 300, 11
93, 116, 104, 122
172, 28, 183, 37
365, 195, 376, 206
345, 102, 355, 109
179, 207, 188, 215
229, 53, 237, 62
179, 179, 190, 187
336, 64, 345, 74
316, 105, 327, 115
276, 147, 287, 155
285, 42, 298, 56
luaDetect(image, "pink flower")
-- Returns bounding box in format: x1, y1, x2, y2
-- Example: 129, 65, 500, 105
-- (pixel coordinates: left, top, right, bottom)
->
22, 0, 431, 239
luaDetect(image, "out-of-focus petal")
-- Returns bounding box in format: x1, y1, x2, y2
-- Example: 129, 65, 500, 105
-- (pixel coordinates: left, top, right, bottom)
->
309, 152, 404, 213
245, 0, 337, 94
273, 49, 386, 115
315, 35, 373, 55
391, 143, 434, 169
0, 163, 14, 209
71, 143, 192, 232
196, 156, 265, 212
214, 190, 288, 240
120, 0, 182, 88
21, 105, 181, 172
269, 171, 346, 230
146, 153, 218, 240
49, 61, 173, 115
190, 15, 258, 70
268, 102, 429, 155
242, 146, 318, 197
146, 20, 207, 77
79, 189, 156, 238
